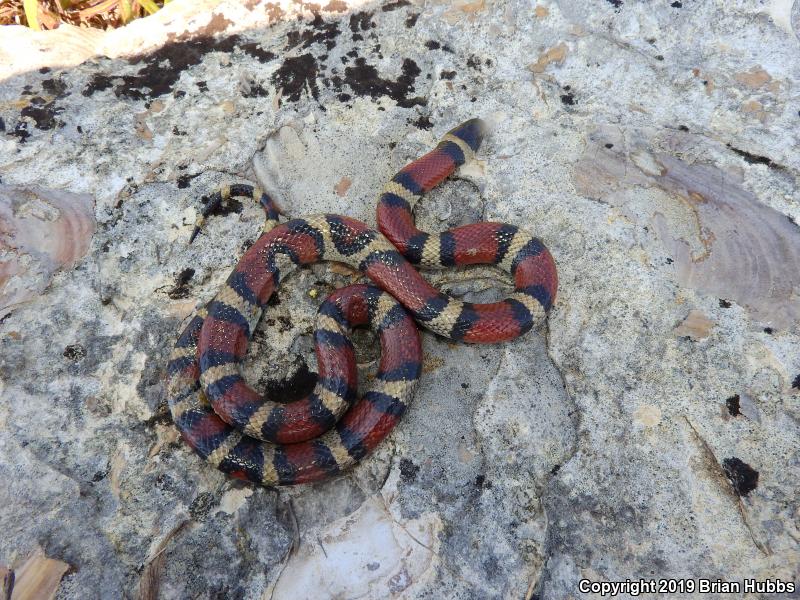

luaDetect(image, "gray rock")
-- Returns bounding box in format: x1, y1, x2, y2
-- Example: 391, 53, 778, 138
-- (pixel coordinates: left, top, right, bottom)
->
0, 0, 797, 598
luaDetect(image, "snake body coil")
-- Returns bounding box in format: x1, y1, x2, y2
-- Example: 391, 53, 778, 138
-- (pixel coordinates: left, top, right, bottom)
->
166, 119, 558, 486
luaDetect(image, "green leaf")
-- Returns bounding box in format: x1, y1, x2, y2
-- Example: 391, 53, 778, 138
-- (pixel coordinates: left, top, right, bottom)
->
22, 0, 41, 30
120, 0, 133, 23
138, 0, 160, 14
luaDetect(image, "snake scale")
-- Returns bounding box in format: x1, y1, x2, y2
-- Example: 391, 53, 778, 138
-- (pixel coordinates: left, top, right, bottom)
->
166, 119, 558, 486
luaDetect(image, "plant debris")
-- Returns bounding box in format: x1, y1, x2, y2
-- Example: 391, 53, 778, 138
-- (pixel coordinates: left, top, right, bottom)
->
0, 0, 170, 31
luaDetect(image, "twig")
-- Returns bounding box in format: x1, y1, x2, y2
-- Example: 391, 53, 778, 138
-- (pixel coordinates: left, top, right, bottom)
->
137, 520, 190, 600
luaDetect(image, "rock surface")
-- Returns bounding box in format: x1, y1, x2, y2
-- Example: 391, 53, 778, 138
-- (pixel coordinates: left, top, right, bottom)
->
0, 0, 798, 598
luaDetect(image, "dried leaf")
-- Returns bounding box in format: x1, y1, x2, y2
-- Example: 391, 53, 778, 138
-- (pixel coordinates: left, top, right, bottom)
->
458, 0, 485, 12
334, 177, 352, 197
674, 310, 714, 340
528, 43, 568, 74
78, 0, 118, 21
734, 67, 771, 89
1, 566, 14, 600
0, 0, 168, 29
137, 522, 188, 600
10, 549, 69, 600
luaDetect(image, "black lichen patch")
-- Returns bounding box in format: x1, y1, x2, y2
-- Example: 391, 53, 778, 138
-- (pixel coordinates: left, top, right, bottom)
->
341, 57, 425, 108
20, 96, 65, 131
722, 457, 759, 497
286, 14, 340, 51
405, 13, 419, 27
792, 374, 800, 389
177, 172, 200, 189
412, 115, 433, 129
189, 491, 216, 522
718, 299, 732, 308
671, 1, 682, 7
11, 74, 70, 140
263, 360, 317, 403
440, 70, 457, 80
91, 465, 110, 482
560, 92, 575, 105
168, 268, 196, 299
42, 76, 69, 98
425, 40, 441, 50
382, 0, 410, 10
84, 35, 244, 101
241, 79, 269, 99
349, 11, 375, 33
273, 53, 319, 102
63, 344, 87, 361
238, 42, 277, 63
725, 395, 740, 417
77, 13, 399, 110
399, 457, 419, 482
763, 327, 773, 334
475, 473, 492, 489
83, 74, 115, 96
726, 144, 781, 170
606, 0, 623, 8
274, 316, 293, 333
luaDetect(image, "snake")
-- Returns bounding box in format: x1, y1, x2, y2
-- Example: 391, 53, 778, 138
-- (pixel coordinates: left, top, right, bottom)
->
165, 119, 558, 486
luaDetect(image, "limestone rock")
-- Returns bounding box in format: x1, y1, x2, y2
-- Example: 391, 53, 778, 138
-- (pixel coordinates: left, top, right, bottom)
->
0, 0, 797, 598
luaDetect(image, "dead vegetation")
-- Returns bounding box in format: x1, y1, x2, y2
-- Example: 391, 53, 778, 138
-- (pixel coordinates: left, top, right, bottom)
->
0, 0, 169, 30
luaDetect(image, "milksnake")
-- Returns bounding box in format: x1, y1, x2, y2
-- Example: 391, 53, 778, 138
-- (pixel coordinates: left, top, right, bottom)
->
166, 119, 558, 486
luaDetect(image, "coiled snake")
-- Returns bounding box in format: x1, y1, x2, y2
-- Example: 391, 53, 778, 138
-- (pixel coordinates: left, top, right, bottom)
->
166, 119, 558, 486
